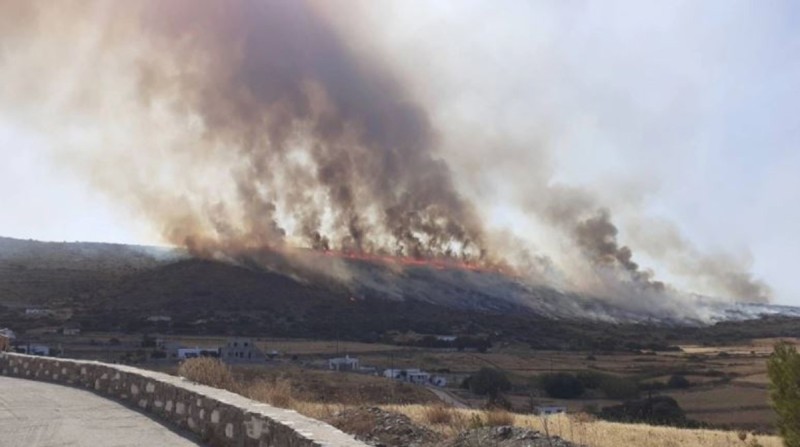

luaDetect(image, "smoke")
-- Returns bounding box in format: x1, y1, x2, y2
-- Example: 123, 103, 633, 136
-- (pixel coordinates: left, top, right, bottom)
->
0, 0, 486, 263
0, 0, 773, 308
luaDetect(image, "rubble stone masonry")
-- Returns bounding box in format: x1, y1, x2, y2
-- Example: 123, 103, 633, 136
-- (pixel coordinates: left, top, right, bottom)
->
0, 352, 364, 447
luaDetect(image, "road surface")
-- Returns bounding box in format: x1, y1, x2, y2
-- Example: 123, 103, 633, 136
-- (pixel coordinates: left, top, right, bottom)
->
426, 386, 470, 409
0, 376, 201, 447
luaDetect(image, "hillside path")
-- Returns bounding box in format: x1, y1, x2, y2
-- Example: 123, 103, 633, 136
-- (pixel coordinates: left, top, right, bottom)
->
427, 386, 470, 409
0, 376, 201, 447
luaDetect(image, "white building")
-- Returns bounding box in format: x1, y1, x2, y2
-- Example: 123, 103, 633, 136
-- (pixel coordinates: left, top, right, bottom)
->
62, 323, 81, 336
146, 315, 172, 323
384, 368, 429, 385
220, 337, 263, 362
430, 376, 448, 387
384, 368, 448, 387
328, 355, 359, 371
177, 347, 201, 359
535, 406, 567, 416
17, 344, 50, 356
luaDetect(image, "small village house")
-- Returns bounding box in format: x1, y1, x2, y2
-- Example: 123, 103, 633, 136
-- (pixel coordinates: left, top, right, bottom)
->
220, 337, 264, 362
177, 347, 220, 359
62, 322, 81, 336
16, 343, 50, 356
24, 308, 52, 317
535, 406, 567, 416
328, 355, 359, 371
146, 315, 172, 323
383, 368, 446, 386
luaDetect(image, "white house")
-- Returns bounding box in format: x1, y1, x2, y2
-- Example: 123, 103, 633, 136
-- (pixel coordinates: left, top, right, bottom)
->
535, 406, 567, 416
384, 368, 448, 387
25, 308, 52, 317
17, 344, 50, 356
430, 376, 448, 387
220, 337, 263, 362
328, 355, 359, 371
62, 323, 81, 336
384, 368, 429, 384
146, 315, 172, 323
177, 347, 202, 359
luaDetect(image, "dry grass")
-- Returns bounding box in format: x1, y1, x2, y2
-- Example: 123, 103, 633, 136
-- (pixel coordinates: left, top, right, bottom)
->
177, 358, 238, 391
175, 357, 782, 447
245, 378, 295, 408
423, 404, 456, 425
385, 404, 782, 447
484, 409, 514, 427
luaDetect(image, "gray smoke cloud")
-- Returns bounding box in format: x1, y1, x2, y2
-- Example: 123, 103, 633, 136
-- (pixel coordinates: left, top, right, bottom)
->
0, 0, 773, 307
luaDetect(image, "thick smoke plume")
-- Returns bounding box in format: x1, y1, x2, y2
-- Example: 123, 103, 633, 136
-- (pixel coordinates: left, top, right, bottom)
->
0, 0, 772, 308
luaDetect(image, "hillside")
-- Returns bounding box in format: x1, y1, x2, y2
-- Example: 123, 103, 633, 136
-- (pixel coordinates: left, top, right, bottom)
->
1, 237, 799, 349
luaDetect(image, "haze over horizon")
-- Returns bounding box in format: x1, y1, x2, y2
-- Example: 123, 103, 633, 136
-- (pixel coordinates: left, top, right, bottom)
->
0, 1, 798, 307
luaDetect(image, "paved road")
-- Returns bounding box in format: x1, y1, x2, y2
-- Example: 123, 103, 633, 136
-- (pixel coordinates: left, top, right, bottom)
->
0, 376, 201, 447
426, 386, 470, 409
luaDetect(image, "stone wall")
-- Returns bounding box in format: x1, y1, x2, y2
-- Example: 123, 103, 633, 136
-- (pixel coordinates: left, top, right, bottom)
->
0, 352, 365, 447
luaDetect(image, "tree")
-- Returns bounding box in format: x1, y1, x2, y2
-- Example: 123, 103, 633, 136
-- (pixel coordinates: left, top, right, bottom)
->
469, 368, 511, 398
667, 374, 691, 389
767, 342, 800, 447
539, 373, 585, 399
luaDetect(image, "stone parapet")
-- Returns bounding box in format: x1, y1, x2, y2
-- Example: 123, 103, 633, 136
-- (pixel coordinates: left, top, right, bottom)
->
0, 352, 364, 447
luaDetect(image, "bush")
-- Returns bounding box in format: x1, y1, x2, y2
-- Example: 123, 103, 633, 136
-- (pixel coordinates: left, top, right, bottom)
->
178, 357, 237, 391
539, 373, 584, 399
246, 378, 295, 408
484, 409, 514, 426
576, 370, 607, 389
599, 396, 689, 426
468, 368, 511, 398
668, 374, 691, 389
422, 405, 454, 425
599, 375, 639, 399
767, 342, 800, 447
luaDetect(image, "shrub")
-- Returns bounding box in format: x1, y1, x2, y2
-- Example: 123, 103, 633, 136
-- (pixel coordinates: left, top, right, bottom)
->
599, 375, 639, 399
484, 409, 514, 426
423, 405, 454, 425
539, 373, 584, 399
246, 378, 295, 408
468, 368, 511, 398
668, 374, 691, 389
576, 370, 607, 389
177, 357, 237, 391
599, 396, 689, 426
767, 342, 800, 447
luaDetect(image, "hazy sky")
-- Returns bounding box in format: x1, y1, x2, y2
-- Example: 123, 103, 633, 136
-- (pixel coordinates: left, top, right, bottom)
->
1, 1, 799, 305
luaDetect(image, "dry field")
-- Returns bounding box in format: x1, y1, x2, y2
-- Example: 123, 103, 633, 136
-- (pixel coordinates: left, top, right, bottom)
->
42, 332, 794, 432
387, 406, 782, 447
177, 358, 783, 447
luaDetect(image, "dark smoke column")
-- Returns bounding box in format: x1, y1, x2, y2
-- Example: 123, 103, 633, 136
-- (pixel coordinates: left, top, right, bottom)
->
135, 0, 487, 261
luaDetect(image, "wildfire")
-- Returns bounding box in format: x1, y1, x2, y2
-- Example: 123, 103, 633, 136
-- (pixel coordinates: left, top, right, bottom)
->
316, 249, 512, 275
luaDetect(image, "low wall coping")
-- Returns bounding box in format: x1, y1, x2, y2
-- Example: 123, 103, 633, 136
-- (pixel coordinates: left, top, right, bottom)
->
0, 352, 365, 447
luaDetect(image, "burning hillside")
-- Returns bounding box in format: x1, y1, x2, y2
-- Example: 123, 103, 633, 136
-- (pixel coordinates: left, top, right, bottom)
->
0, 0, 773, 313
